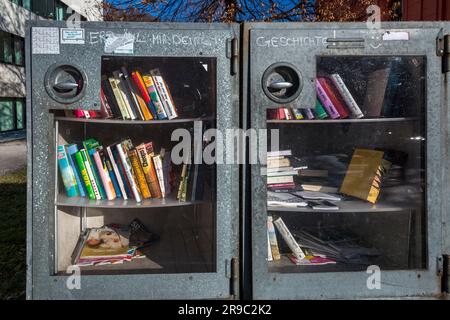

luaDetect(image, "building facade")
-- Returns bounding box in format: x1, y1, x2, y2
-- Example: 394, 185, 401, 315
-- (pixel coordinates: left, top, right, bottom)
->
0, 0, 102, 135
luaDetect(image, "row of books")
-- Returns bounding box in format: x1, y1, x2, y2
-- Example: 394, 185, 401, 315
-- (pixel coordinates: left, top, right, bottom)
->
72, 219, 158, 267
267, 71, 404, 120
67, 67, 178, 120
57, 138, 174, 202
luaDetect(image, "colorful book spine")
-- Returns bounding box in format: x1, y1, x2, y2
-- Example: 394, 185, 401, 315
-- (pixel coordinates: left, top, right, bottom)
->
74, 110, 86, 118
57, 145, 79, 197
108, 77, 131, 120
83, 139, 107, 199
267, 216, 281, 260
113, 70, 137, 120
80, 149, 102, 200
128, 149, 152, 199
66, 144, 86, 197
106, 146, 127, 200
101, 75, 122, 119
330, 73, 364, 119
125, 70, 153, 121
283, 108, 293, 120
93, 149, 116, 200
177, 164, 188, 201
152, 154, 166, 198
117, 142, 142, 202
313, 100, 328, 119
292, 109, 304, 120
131, 71, 158, 119
318, 77, 349, 118
273, 216, 306, 260
120, 67, 145, 120
150, 69, 178, 120
161, 150, 172, 195
142, 74, 168, 120
74, 151, 96, 200
111, 147, 132, 199
136, 143, 162, 198
316, 78, 340, 119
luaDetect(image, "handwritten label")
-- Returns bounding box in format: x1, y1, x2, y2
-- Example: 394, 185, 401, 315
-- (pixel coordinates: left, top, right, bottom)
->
89, 31, 220, 47
256, 36, 327, 48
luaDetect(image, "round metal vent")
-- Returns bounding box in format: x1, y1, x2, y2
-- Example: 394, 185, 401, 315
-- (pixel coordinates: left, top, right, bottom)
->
44, 64, 87, 104
261, 62, 302, 104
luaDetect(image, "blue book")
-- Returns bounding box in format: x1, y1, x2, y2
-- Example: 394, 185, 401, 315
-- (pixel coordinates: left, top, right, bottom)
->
57, 145, 79, 197
66, 144, 87, 197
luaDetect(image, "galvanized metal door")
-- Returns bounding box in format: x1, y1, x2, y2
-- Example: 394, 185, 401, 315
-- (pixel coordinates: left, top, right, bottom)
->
245, 22, 448, 299
27, 21, 239, 299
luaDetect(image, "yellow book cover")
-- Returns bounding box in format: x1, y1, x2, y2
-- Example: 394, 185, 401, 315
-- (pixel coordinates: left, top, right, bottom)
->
128, 149, 152, 199
339, 148, 391, 204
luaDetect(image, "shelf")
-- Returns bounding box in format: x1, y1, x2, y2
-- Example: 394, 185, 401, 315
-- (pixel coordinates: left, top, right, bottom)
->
56, 194, 208, 208
268, 255, 371, 273
268, 198, 413, 213
54, 116, 215, 124
267, 117, 418, 124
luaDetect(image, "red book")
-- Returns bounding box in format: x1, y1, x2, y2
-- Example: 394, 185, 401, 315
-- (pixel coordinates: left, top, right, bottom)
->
131, 71, 152, 105
88, 110, 98, 118
317, 77, 349, 119
277, 108, 286, 120
74, 110, 85, 118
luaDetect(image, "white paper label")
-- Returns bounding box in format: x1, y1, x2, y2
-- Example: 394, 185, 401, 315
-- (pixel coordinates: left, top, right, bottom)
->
32, 27, 60, 54
104, 32, 135, 54
382, 31, 409, 41
61, 28, 85, 44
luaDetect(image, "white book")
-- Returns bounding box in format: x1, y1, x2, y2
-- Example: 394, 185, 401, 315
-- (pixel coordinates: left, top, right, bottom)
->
113, 70, 137, 120
150, 69, 178, 120
152, 154, 166, 198
116, 142, 142, 202
267, 230, 273, 261
273, 216, 306, 260
330, 74, 364, 119
293, 191, 341, 201
267, 150, 292, 158
106, 146, 128, 200
267, 170, 299, 177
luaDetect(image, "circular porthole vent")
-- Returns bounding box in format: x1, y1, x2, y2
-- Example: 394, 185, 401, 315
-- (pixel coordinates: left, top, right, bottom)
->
261, 62, 303, 104
44, 64, 87, 104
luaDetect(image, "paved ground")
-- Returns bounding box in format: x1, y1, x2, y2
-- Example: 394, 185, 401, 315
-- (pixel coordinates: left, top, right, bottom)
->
0, 139, 27, 176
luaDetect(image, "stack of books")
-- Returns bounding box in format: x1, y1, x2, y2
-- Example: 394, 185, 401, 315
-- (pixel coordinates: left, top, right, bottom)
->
66, 67, 178, 121
72, 218, 159, 267
57, 138, 174, 202
267, 150, 296, 191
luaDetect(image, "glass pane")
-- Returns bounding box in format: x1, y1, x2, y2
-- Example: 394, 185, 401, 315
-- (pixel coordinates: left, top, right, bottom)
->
22, 0, 31, 10
54, 56, 217, 276
14, 37, 24, 66
15, 99, 24, 129
266, 56, 426, 273
0, 99, 15, 131
1, 31, 13, 64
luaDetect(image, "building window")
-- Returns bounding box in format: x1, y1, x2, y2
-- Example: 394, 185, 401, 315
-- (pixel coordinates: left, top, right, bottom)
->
9, 0, 31, 10
0, 31, 25, 67
0, 98, 26, 132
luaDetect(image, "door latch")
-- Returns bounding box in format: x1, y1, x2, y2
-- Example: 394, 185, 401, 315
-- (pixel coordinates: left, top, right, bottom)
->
227, 38, 238, 75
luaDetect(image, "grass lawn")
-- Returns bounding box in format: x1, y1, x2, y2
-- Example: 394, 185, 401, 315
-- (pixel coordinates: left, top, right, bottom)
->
0, 168, 26, 300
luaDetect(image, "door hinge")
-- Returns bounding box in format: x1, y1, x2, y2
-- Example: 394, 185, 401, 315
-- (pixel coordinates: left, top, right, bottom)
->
226, 257, 239, 298
437, 255, 444, 277
226, 38, 238, 75
437, 29, 449, 73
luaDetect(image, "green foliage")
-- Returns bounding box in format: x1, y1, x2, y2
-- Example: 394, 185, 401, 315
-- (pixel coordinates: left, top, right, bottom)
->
0, 168, 26, 300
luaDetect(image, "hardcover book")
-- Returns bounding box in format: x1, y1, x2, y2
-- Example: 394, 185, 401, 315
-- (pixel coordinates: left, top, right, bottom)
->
317, 77, 349, 118
316, 78, 340, 119
57, 145, 79, 198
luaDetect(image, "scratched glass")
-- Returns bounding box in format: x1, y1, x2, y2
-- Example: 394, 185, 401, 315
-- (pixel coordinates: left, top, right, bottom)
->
55, 56, 217, 275
266, 56, 426, 273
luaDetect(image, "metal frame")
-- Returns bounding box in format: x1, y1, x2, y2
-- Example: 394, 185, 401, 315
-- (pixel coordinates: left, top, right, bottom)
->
243, 21, 449, 299
26, 21, 240, 299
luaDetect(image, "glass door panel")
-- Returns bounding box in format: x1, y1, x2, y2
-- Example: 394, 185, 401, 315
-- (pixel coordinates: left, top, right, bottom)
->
265, 55, 426, 273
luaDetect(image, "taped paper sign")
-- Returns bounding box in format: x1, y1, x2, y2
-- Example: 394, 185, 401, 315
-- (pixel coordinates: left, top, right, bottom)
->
382, 31, 409, 41
61, 28, 85, 44
104, 32, 135, 54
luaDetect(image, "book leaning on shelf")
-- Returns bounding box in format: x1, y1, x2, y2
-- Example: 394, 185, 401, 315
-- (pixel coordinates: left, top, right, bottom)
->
67, 67, 178, 121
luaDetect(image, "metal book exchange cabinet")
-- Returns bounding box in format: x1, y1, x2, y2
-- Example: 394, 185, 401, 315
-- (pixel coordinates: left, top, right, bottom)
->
27, 21, 450, 299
